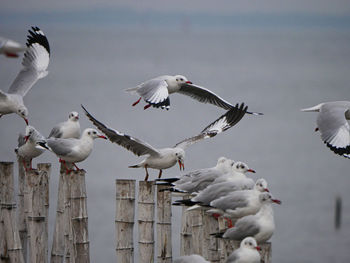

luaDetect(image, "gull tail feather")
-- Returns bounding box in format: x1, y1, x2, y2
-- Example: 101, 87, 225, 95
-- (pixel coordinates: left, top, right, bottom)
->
301, 103, 323, 112
125, 87, 139, 94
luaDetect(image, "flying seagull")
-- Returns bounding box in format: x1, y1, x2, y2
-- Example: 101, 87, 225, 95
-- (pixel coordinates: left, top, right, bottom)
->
301, 101, 350, 159
126, 75, 262, 115
0, 26, 50, 124
82, 103, 247, 181
0, 37, 26, 58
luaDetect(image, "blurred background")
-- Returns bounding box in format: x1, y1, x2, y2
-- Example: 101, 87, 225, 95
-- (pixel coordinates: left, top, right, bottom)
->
1, 1, 350, 262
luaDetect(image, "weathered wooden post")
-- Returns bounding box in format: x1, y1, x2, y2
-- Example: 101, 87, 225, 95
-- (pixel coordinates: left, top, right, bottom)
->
116, 179, 135, 263
218, 217, 228, 263
26, 164, 50, 263
68, 170, 90, 263
138, 181, 155, 263
180, 195, 192, 256
51, 171, 65, 263
156, 185, 172, 263
17, 157, 28, 262
203, 213, 220, 262
190, 209, 204, 256
0, 162, 25, 263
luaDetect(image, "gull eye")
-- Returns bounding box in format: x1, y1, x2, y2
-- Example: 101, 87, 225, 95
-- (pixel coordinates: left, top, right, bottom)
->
180, 78, 183, 81
175, 153, 178, 156
93, 131, 96, 135
88, 132, 91, 135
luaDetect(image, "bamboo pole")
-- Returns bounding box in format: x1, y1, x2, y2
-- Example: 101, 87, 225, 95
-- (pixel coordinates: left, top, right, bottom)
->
68, 170, 90, 263
0, 162, 25, 263
50, 171, 65, 263
17, 157, 27, 263
26, 165, 50, 263
156, 185, 172, 263
138, 181, 155, 263
116, 179, 135, 263
180, 195, 192, 256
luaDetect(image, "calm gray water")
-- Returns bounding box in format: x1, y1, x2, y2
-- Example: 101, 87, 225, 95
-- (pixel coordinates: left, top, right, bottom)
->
0, 25, 349, 262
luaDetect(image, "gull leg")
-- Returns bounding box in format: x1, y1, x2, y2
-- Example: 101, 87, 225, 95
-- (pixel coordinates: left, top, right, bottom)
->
29, 159, 33, 170
212, 213, 220, 220
60, 159, 71, 174
226, 218, 234, 228
144, 104, 151, 110
22, 159, 28, 172
158, 169, 162, 179
72, 162, 80, 171
144, 165, 149, 181
132, 97, 142, 106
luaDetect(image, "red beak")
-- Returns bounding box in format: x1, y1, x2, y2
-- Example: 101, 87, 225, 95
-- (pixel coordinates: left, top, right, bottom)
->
24, 135, 30, 143
264, 188, 269, 192
247, 169, 256, 173
272, 199, 282, 205
75, 116, 79, 120
186, 81, 192, 84
256, 246, 261, 251
99, 135, 107, 139
24, 118, 29, 125
178, 160, 184, 170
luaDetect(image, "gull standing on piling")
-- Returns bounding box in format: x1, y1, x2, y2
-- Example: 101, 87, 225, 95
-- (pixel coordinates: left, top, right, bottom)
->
0, 27, 50, 125
126, 74, 262, 115
48, 111, 80, 139
82, 103, 247, 181
301, 101, 350, 158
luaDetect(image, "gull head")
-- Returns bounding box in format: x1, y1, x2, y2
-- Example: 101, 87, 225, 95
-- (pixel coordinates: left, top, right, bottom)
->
68, 111, 79, 121
232, 161, 256, 174
254, 178, 269, 192
217, 157, 234, 173
259, 192, 282, 205
83, 128, 107, 140
174, 75, 192, 85
17, 106, 28, 125
24, 125, 41, 142
174, 149, 185, 171
240, 237, 261, 251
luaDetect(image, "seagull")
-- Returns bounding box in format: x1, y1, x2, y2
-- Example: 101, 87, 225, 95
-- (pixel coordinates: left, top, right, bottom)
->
207, 179, 270, 220
301, 101, 350, 159
126, 74, 262, 115
36, 128, 107, 173
82, 103, 248, 181
213, 193, 281, 243
211, 161, 256, 186
15, 125, 45, 171
156, 157, 235, 194
48, 111, 81, 139
0, 27, 50, 125
0, 37, 26, 58
173, 254, 209, 263
226, 237, 261, 263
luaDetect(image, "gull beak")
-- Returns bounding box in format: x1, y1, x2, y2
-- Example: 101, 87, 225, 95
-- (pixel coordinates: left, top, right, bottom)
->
272, 199, 282, 205
99, 135, 107, 140
24, 118, 29, 125
247, 169, 256, 173
24, 135, 30, 143
75, 116, 79, 120
264, 188, 270, 192
256, 246, 262, 251
185, 81, 192, 84
178, 160, 184, 171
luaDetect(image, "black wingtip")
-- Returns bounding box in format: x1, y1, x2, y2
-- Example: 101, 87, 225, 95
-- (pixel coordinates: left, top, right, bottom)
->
325, 142, 350, 158
211, 232, 224, 238
26, 26, 50, 55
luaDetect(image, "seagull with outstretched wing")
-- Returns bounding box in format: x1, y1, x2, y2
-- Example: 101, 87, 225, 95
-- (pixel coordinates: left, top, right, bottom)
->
82, 103, 247, 181
126, 75, 262, 115
0, 37, 26, 58
0, 26, 50, 124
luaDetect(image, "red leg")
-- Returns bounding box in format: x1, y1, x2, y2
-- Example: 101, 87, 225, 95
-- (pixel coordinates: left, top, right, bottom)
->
144, 104, 151, 110
60, 159, 71, 174
72, 163, 80, 171
29, 159, 33, 170
132, 97, 142, 106
144, 165, 149, 181
212, 213, 221, 220
22, 159, 28, 171
226, 218, 234, 228
158, 169, 162, 179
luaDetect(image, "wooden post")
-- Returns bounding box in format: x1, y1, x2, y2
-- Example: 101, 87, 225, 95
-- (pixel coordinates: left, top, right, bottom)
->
116, 179, 135, 263
156, 185, 172, 263
26, 165, 50, 263
17, 157, 27, 262
190, 209, 204, 256
50, 171, 65, 263
0, 162, 25, 263
138, 181, 155, 263
218, 217, 227, 263
259, 242, 271, 263
68, 170, 90, 263
203, 213, 220, 262
180, 195, 192, 256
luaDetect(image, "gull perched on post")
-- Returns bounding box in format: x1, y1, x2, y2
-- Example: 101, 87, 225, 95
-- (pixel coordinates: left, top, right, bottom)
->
0, 26, 50, 125
126, 74, 262, 115
82, 103, 248, 181
48, 111, 81, 139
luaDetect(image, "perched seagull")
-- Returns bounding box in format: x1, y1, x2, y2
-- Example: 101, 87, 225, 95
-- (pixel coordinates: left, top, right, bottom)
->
48, 111, 81, 139
211, 161, 256, 186
15, 125, 45, 171
213, 194, 281, 243
173, 254, 209, 263
172, 164, 257, 208
226, 237, 261, 263
37, 128, 107, 173
126, 74, 262, 115
0, 37, 26, 58
207, 179, 270, 219
0, 27, 50, 124
156, 157, 235, 194
301, 101, 350, 159
82, 103, 248, 181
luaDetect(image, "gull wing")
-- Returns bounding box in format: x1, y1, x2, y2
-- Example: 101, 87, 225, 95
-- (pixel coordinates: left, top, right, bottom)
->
174, 103, 247, 149
82, 105, 161, 157
135, 77, 170, 109
7, 27, 50, 97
